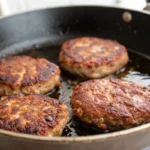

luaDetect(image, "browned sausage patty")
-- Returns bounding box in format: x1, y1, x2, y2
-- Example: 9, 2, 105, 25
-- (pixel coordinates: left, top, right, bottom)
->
71, 78, 150, 131
0, 56, 61, 95
59, 37, 128, 78
0, 95, 69, 136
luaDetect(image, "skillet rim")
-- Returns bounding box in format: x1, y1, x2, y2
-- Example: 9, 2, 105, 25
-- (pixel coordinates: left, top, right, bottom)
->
0, 4, 150, 20
0, 5, 150, 142
0, 122, 150, 143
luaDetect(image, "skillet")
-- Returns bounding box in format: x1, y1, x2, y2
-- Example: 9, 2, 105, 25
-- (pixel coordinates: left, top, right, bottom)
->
0, 2, 150, 150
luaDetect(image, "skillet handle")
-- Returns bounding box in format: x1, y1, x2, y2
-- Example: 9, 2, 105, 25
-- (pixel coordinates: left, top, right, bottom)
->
143, 0, 150, 11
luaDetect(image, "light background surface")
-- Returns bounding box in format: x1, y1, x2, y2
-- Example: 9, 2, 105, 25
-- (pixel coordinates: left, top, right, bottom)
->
0, 0, 147, 16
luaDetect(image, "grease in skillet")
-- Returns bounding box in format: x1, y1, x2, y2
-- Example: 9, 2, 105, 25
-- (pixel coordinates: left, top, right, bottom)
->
16, 45, 150, 136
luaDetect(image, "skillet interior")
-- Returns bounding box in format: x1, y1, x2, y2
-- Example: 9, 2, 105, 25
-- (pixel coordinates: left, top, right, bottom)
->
13, 45, 150, 136
0, 6, 150, 138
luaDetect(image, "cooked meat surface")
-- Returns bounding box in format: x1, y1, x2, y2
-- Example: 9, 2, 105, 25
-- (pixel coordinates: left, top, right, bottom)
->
71, 78, 150, 131
0, 56, 61, 95
59, 37, 128, 78
0, 95, 69, 136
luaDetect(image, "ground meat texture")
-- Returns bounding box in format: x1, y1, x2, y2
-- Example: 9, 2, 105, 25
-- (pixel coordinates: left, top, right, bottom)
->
0, 55, 61, 95
59, 37, 128, 78
0, 95, 69, 136
71, 78, 150, 131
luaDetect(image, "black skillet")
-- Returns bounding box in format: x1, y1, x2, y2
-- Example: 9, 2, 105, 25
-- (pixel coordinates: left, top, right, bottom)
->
0, 2, 150, 150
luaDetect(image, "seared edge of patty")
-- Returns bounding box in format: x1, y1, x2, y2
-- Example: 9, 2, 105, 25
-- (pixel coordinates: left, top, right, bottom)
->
71, 78, 150, 131
0, 95, 69, 136
0, 56, 61, 95
59, 37, 128, 78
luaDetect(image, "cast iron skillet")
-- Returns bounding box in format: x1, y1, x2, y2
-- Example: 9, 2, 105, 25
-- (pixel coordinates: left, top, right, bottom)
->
0, 3, 150, 150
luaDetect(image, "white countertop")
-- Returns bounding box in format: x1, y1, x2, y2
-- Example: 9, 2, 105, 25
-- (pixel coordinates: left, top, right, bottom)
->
0, 0, 147, 16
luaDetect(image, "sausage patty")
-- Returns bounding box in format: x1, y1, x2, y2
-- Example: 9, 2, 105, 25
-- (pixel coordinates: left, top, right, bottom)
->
59, 37, 128, 78
0, 56, 61, 95
0, 95, 69, 136
71, 78, 150, 131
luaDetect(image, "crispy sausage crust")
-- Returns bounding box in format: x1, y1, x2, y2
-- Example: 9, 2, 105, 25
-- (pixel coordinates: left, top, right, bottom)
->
0, 56, 61, 95
71, 78, 150, 131
59, 37, 128, 78
0, 95, 69, 136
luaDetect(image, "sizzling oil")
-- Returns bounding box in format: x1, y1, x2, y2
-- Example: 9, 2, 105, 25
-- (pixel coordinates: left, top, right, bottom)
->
18, 46, 150, 136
